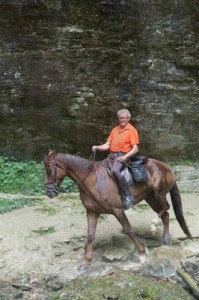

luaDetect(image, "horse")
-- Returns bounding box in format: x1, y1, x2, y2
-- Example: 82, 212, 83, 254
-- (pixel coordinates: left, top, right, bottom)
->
43, 150, 192, 269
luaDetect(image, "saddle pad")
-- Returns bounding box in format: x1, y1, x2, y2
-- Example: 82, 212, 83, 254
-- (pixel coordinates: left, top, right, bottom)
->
102, 157, 149, 184
129, 164, 149, 183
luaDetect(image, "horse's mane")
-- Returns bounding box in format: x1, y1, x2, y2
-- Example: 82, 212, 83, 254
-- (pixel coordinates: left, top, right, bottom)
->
56, 153, 97, 173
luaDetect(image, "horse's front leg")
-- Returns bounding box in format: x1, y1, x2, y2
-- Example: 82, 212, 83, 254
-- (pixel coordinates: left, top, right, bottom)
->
79, 210, 99, 271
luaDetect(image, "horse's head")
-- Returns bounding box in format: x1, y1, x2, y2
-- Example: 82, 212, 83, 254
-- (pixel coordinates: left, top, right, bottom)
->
43, 150, 66, 198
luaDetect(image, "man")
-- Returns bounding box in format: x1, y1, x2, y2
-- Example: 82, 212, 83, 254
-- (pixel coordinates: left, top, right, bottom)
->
92, 109, 139, 210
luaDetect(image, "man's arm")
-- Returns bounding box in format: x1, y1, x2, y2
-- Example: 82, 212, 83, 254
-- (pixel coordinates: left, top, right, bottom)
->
117, 144, 139, 162
92, 141, 110, 152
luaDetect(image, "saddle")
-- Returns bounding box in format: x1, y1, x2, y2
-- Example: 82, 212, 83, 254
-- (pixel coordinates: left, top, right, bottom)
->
102, 155, 149, 185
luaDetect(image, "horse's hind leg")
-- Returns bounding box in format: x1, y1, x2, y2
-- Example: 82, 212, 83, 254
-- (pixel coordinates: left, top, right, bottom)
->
146, 193, 171, 245
161, 212, 171, 245
113, 209, 145, 260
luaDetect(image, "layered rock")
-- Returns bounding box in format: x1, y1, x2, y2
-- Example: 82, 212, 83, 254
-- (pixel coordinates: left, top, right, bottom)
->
0, 0, 198, 161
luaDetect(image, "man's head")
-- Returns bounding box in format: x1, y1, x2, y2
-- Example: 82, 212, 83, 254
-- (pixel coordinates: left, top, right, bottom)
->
117, 109, 131, 128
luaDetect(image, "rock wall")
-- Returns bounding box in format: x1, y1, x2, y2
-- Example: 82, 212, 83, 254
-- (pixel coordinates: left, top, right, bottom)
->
0, 0, 198, 161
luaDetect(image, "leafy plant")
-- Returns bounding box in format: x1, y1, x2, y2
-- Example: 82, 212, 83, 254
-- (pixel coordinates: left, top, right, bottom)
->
0, 157, 44, 195
167, 159, 197, 167
98, 214, 108, 223
0, 156, 77, 195
36, 205, 57, 216
32, 226, 56, 236
0, 197, 42, 214
136, 204, 150, 211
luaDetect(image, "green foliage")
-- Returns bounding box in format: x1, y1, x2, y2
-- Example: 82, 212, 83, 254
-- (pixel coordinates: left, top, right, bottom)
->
0, 197, 41, 214
61, 178, 78, 193
32, 226, 56, 236
36, 205, 57, 216
136, 204, 150, 211
0, 156, 77, 195
179, 188, 195, 194
98, 214, 108, 223
167, 159, 197, 167
0, 157, 44, 195
124, 39, 139, 50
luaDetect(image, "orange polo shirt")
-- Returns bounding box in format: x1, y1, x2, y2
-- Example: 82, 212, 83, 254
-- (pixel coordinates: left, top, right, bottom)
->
107, 123, 139, 153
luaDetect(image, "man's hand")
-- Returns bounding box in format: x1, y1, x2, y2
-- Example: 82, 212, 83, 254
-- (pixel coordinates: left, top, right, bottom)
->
117, 145, 138, 162
92, 142, 110, 152
117, 155, 127, 163
92, 146, 98, 151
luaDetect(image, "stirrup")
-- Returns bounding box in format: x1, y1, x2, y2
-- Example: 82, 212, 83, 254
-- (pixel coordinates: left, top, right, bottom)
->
121, 194, 133, 210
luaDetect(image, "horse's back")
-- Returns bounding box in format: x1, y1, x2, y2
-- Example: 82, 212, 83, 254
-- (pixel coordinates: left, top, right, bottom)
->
146, 158, 173, 173
145, 158, 175, 192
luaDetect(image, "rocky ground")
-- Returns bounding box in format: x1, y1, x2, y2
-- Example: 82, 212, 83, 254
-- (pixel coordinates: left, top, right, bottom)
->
0, 165, 199, 299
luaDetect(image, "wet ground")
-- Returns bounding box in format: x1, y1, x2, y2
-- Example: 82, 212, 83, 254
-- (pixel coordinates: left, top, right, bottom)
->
0, 189, 198, 299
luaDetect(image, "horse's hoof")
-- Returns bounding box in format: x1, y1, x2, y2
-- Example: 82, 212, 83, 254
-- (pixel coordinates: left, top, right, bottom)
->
78, 264, 89, 272
134, 254, 146, 264
162, 234, 171, 246
139, 254, 146, 264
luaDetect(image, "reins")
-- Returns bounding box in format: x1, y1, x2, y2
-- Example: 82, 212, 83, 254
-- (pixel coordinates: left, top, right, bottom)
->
46, 151, 97, 192
75, 150, 96, 184
45, 152, 167, 201
89, 150, 96, 167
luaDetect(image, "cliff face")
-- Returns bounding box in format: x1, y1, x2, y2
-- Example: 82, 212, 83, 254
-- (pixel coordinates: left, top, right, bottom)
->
0, 0, 198, 161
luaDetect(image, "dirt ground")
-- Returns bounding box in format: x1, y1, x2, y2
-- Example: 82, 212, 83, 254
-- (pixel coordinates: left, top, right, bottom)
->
0, 191, 199, 284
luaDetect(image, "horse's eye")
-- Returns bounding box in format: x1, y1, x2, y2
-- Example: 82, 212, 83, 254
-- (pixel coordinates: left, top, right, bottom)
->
47, 168, 52, 175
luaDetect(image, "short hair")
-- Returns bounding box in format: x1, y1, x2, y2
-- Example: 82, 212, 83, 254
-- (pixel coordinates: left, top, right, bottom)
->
117, 109, 131, 118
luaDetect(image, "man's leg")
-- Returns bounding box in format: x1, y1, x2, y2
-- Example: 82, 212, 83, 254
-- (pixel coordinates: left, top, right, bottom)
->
112, 160, 133, 210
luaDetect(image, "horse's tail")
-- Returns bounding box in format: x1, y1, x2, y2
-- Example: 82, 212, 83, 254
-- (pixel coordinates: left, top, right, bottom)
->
170, 181, 192, 239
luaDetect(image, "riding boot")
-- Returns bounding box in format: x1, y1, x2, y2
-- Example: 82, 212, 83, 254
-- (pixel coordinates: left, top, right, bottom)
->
118, 176, 134, 210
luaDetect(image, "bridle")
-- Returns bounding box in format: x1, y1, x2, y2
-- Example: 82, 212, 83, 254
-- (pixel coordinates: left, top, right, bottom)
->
44, 160, 64, 195
75, 150, 96, 184
44, 151, 97, 195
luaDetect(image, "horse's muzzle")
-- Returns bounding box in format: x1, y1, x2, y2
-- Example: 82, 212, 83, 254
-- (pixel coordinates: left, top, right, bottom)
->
46, 188, 59, 198
45, 183, 59, 198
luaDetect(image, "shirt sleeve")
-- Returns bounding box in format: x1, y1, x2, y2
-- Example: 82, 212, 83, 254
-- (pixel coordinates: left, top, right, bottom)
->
107, 129, 114, 143
130, 127, 140, 146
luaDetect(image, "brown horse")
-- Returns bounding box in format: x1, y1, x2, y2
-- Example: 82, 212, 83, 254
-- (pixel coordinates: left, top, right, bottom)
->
44, 150, 192, 269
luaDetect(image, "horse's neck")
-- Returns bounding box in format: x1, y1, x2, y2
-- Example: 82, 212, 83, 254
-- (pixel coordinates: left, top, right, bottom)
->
62, 154, 92, 184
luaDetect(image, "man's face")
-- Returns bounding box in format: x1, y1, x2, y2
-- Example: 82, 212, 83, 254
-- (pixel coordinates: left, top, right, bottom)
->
118, 113, 130, 127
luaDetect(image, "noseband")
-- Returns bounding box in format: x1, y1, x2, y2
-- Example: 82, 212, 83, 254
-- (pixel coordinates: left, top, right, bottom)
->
44, 181, 59, 193
45, 152, 96, 194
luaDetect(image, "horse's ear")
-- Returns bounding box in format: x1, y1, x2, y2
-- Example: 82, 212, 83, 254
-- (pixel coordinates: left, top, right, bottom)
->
48, 149, 57, 155
48, 149, 57, 158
